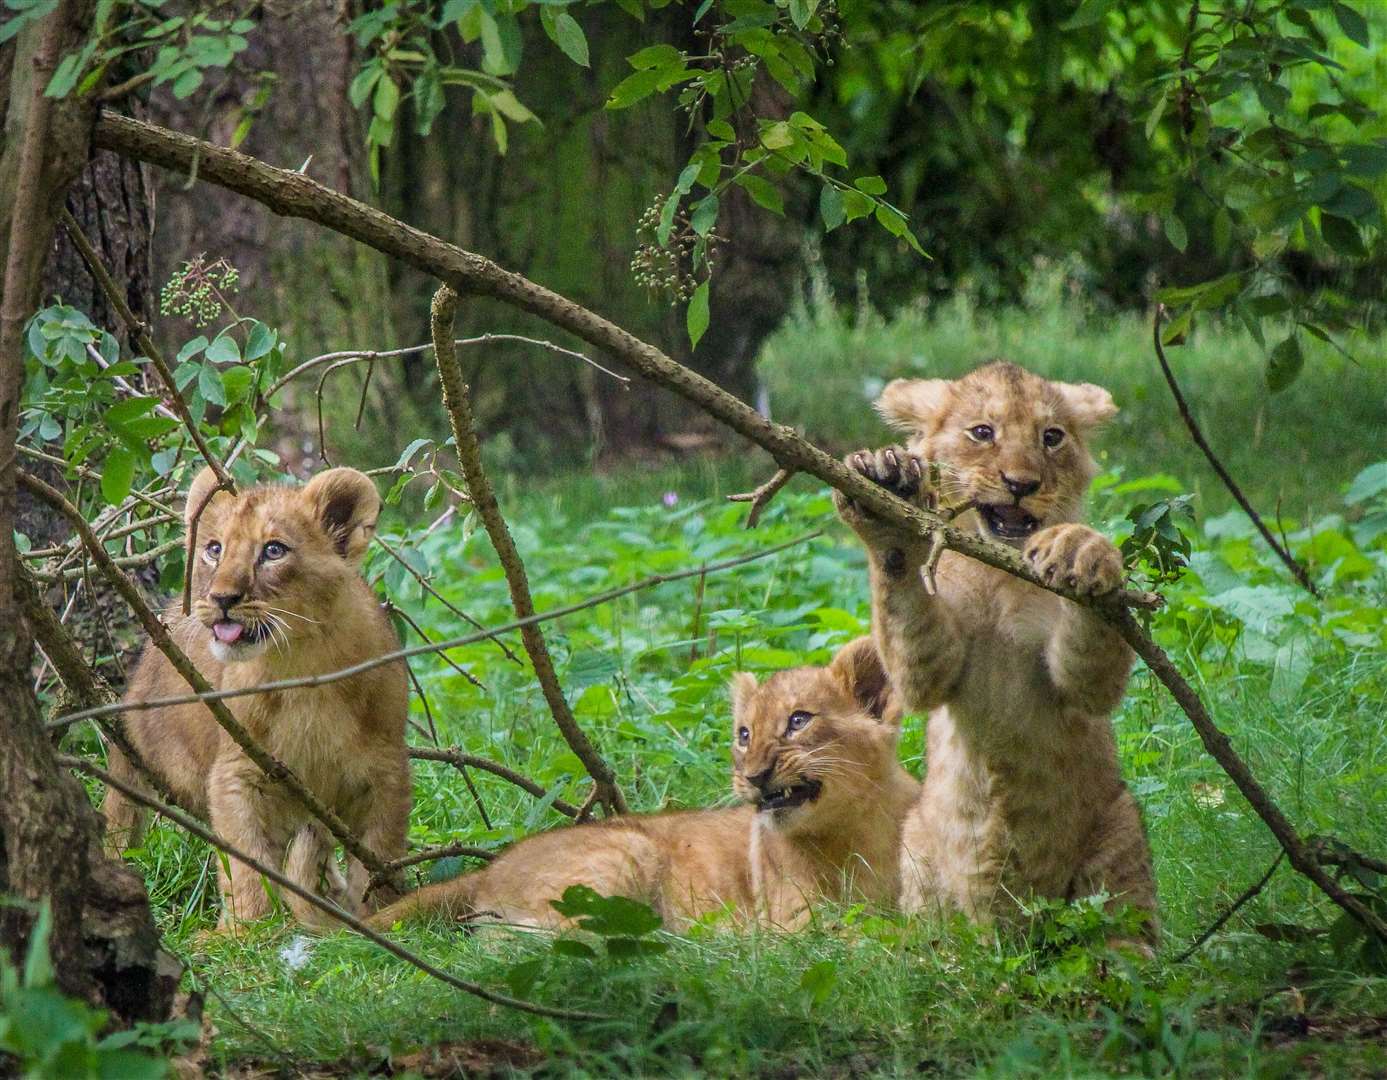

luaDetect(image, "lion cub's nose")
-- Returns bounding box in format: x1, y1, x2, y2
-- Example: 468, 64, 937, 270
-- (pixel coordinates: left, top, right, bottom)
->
211, 591, 244, 614
1001, 473, 1040, 498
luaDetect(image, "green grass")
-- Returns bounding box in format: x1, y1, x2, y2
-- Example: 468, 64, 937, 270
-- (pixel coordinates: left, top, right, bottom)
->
75, 443, 1387, 1077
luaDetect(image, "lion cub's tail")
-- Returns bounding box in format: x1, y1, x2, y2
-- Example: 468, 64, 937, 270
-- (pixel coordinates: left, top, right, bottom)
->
364, 873, 481, 932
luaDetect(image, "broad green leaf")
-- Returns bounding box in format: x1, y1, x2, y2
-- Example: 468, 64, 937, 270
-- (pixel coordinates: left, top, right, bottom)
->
1333, 2, 1369, 47
373, 73, 400, 121
1345, 462, 1387, 505
243, 321, 275, 361
819, 184, 844, 231
176, 335, 209, 363
687, 280, 710, 350
627, 44, 681, 71
853, 175, 887, 195
102, 446, 137, 506
549, 11, 589, 67
1162, 210, 1188, 252
606, 68, 663, 110
734, 173, 783, 214
1060, 0, 1117, 30
690, 194, 719, 238
1266, 335, 1303, 392
205, 334, 240, 364
199, 361, 226, 406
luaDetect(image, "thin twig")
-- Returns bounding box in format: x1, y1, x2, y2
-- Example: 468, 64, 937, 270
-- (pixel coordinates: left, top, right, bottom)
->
61, 755, 606, 1022
410, 747, 580, 820
47, 530, 822, 732
399, 667, 492, 829
431, 286, 628, 815
181, 477, 232, 616
382, 842, 496, 874
32, 537, 183, 583
375, 533, 522, 666
19, 470, 392, 883
727, 467, 794, 528
1152, 305, 1318, 596
385, 600, 486, 692
1175, 851, 1285, 963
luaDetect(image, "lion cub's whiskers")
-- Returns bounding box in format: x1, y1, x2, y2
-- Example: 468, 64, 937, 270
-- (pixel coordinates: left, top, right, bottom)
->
264, 605, 322, 625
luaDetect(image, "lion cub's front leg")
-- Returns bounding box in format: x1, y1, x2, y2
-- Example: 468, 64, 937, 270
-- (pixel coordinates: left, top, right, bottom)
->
835, 447, 965, 713
1023, 523, 1133, 713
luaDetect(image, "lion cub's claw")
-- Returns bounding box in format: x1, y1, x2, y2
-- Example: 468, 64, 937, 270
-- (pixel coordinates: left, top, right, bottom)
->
1023, 524, 1124, 597
835, 445, 934, 530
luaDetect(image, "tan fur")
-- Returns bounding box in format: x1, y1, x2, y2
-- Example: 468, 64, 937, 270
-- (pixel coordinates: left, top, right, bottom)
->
837, 362, 1157, 944
101, 467, 411, 930
367, 638, 920, 933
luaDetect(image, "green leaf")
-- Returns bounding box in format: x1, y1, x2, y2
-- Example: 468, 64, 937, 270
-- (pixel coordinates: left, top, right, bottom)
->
1266, 335, 1303, 393
1060, 0, 1117, 30
205, 334, 241, 364
172, 68, 203, 100
799, 959, 838, 1008
1162, 210, 1188, 252
348, 63, 380, 108
687, 280, 710, 350
819, 184, 844, 231
102, 446, 137, 506
199, 362, 226, 406
479, 10, 521, 76
243, 321, 275, 361
853, 175, 887, 196
373, 73, 400, 121
606, 68, 663, 110
734, 173, 783, 215
547, 11, 589, 67
759, 120, 794, 150
690, 195, 719, 238
1333, 2, 1369, 47
1345, 462, 1387, 505
221, 366, 254, 404
176, 335, 209, 363
1319, 212, 1366, 257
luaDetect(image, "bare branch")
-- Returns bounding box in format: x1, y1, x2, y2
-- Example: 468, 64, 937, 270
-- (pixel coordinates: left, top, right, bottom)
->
62, 755, 606, 1022
383, 842, 495, 874
1175, 851, 1284, 964
410, 746, 580, 820
1152, 305, 1318, 596
728, 467, 795, 528
19, 469, 392, 884
431, 286, 628, 815
32, 537, 183, 583
384, 599, 486, 692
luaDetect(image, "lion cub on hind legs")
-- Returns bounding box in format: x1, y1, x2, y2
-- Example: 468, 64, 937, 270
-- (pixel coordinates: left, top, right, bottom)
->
368, 638, 919, 933
101, 466, 412, 929
835, 362, 1157, 948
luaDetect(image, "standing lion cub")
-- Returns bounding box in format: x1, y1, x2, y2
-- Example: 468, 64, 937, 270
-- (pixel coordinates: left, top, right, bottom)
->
101, 466, 411, 929
368, 638, 919, 933
835, 362, 1157, 945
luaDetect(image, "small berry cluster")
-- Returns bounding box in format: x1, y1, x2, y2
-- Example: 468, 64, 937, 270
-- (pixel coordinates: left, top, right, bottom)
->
160, 254, 240, 327
630, 195, 721, 306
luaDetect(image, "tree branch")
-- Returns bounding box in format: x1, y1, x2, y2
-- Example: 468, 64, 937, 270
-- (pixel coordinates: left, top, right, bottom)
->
1152, 305, 1317, 596
17, 469, 392, 884
431, 286, 628, 815
1174, 851, 1284, 963
727, 468, 794, 528
61, 755, 605, 1022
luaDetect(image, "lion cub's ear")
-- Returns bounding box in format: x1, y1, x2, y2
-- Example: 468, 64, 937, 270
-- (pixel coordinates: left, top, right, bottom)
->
876, 378, 952, 436
1055, 381, 1118, 432
729, 672, 758, 720
302, 468, 381, 562
184, 466, 235, 529
828, 637, 900, 725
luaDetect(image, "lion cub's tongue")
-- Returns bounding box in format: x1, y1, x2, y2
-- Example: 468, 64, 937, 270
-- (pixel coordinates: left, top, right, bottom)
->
213, 621, 244, 645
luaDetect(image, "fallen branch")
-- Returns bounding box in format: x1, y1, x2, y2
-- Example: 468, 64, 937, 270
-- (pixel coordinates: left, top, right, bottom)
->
88, 111, 1387, 944
410, 746, 580, 820
19, 469, 392, 885
62, 755, 605, 1022
367, 841, 496, 895
1175, 851, 1285, 963
1152, 305, 1317, 596
727, 468, 795, 529
48, 531, 822, 731
431, 286, 628, 815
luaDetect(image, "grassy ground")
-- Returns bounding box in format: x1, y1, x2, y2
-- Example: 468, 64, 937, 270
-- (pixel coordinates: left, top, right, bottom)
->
64, 297, 1387, 1077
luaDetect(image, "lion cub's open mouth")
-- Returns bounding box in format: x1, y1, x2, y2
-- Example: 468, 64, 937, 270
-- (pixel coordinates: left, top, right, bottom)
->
979, 504, 1040, 540
757, 778, 822, 812
212, 619, 268, 647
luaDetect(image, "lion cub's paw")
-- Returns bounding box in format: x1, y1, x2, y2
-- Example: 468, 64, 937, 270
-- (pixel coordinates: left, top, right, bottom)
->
834, 446, 934, 538
1024, 524, 1123, 596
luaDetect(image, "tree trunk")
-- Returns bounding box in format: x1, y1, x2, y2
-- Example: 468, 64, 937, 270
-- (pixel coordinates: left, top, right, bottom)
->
0, 3, 178, 1025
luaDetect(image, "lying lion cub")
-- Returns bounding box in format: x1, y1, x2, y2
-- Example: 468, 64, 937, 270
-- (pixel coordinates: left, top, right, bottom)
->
836, 362, 1157, 945
368, 638, 919, 933
102, 466, 411, 929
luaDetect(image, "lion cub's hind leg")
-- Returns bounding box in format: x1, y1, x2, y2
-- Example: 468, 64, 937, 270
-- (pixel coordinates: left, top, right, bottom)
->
100, 744, 151, 857
1068, 790, 1159, 953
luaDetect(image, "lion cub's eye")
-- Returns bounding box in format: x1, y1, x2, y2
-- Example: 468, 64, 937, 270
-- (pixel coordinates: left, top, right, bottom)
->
736, 726, 750, 747
204, 541, 222, 562
262, 541, 289, 561
967, 424, 995, 443
787, 710, 813, 733
1042, 427, 1066, 448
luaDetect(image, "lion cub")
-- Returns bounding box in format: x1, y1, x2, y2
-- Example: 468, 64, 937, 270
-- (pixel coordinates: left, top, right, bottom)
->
368, 638, 919, 933
101, 466, 411, 929
836, 362, 1157, 944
